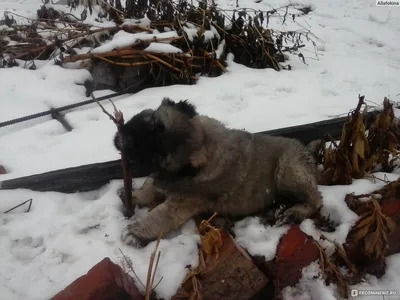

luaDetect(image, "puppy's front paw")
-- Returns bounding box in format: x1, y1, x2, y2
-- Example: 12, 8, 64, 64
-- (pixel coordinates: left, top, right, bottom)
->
121, 223, 152, 248
275, 207, 303, 226
117, 186, 126, 204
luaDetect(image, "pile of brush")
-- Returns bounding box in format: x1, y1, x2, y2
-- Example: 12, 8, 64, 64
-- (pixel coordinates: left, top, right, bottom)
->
0, 0, 318, 92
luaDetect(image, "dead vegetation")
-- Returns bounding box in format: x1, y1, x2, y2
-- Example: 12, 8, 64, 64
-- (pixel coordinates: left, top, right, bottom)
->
0, 1, 319, 92
318, 95, 400, 185
349, 196, 396, 260
119, 233, 164, 300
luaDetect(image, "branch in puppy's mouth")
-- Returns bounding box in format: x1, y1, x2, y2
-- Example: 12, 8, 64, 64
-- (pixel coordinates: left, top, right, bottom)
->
92, 93, 134, 218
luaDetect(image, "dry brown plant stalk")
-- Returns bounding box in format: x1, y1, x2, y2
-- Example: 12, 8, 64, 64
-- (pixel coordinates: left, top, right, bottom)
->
314, 240, 349, 298
145, 233, 164, 300
319, 95, 400, 186
319, 95, 368, 185
366, 97, 400, 173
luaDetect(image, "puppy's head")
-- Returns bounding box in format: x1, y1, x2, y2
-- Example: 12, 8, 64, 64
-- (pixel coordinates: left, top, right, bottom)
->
113, 97, 201, 172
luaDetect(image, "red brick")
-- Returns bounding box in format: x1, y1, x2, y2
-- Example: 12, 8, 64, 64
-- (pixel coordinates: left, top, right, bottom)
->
0, 165, 6, 175
172, 229, 269, 300
253, 225, 320, 292
51, 257, 144, 300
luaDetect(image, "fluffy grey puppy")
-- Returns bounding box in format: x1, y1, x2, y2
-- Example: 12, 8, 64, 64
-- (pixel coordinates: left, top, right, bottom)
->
113, 98, 322, 247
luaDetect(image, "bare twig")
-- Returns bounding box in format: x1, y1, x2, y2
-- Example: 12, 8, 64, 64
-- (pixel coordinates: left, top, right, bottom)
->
118, 248, 146, 289
3, 198, 33, 214
92, 93, 117, 122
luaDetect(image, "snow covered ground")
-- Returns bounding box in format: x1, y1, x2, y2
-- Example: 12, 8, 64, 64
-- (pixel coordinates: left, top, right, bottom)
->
0, 0, 400, 299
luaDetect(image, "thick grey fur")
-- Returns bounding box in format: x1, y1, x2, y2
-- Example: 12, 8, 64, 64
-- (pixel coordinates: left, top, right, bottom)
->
114, 98, 322, 248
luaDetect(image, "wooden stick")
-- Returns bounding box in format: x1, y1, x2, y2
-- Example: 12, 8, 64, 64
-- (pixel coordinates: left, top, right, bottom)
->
93, 95, 134, 217
145, 53, 197, 80
93, 55, 156, 67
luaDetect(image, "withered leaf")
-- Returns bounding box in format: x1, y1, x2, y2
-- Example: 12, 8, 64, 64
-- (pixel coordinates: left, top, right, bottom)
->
382, 215, 396, 233
340, 123, 348, 146
200, 228, 223, 258
352, 149, 359, 173
352, 197, 396, 259
352, 212, 374, 243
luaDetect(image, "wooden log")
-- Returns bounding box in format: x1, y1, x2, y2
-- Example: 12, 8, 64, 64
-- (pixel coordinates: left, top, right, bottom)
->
262, 109, 379, 145
50, 257, 144, 300
0, 159, 149, 193
171, 230, 269, 300
0, 110, 380, 194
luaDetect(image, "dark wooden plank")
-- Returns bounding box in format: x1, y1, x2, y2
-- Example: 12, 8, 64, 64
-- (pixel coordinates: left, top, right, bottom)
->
0, 110, 380, 193
258, 109, 379, 144
0, 160, 149, 193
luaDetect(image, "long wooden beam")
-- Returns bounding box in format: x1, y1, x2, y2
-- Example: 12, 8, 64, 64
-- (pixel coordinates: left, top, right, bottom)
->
0, 110, 380, 193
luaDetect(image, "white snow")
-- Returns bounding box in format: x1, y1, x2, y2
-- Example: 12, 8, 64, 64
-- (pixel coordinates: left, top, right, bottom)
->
282, 261, 340, 300
350, 253, 400, 300
215, 39, 226, 59
144, 42, 183, 53
1, 0, 400, 299
233, 217, 289, 260
91, 30, 179, 53
0, 180, 201, 300
202, 30, 215, 42
183, 24, 198, 42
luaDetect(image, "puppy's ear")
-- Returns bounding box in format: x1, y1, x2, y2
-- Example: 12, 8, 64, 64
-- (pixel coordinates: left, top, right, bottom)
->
161, 97, 176, 106
161, 97, 197, 119
176, 100, 197, 118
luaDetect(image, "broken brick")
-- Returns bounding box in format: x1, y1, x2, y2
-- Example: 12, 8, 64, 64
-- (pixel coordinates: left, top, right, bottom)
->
0, 165, 6, 175
252, 225, 320, 293
50, 257, 144, 300
172, 229, 269, 300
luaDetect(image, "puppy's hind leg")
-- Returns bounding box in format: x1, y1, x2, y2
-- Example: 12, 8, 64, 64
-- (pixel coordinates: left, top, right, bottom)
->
121, 195, 206, 248
274, 153, 322, 225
